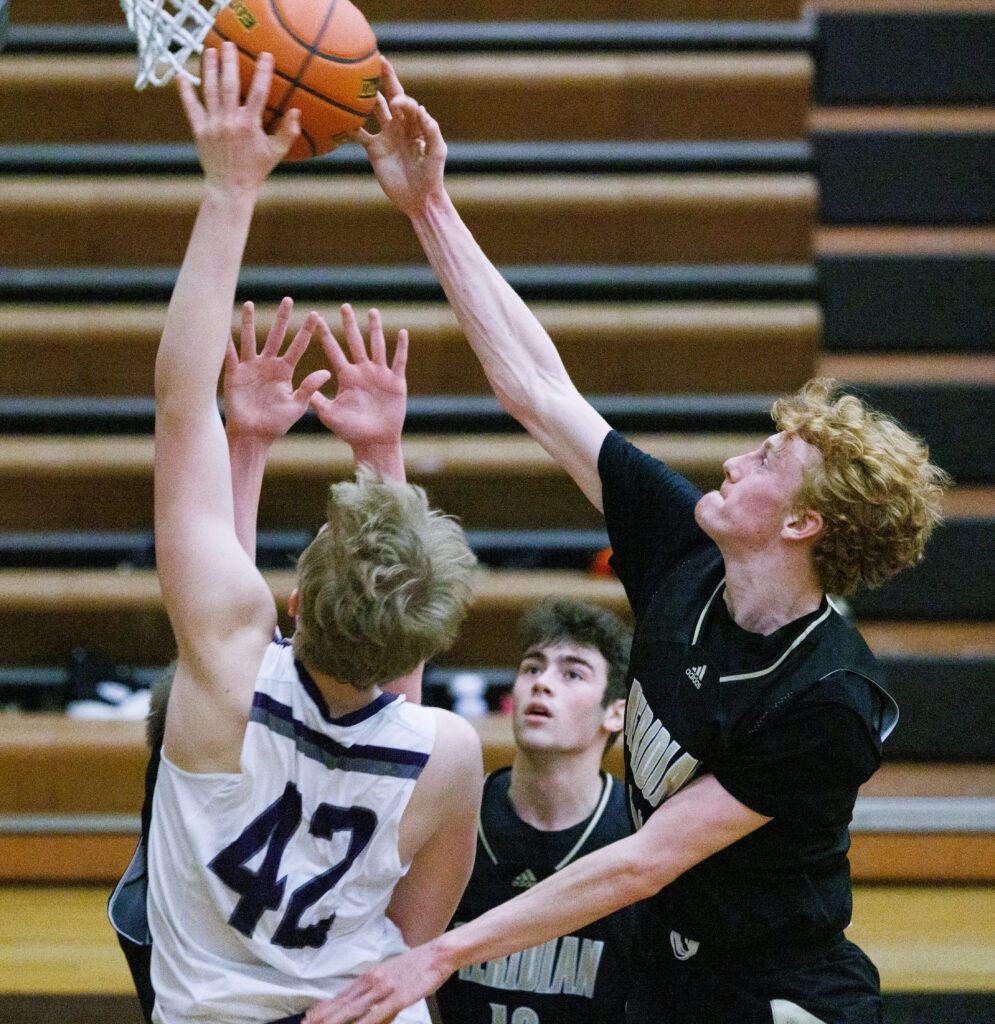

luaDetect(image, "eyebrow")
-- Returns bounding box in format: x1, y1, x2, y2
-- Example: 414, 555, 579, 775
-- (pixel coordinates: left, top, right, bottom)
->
522, 649, 596, 671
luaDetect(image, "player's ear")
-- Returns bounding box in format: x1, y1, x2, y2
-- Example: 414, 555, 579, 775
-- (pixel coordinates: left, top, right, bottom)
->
782, 508, 823, 541
602, 697, 625, 736
288, 587, 301, 617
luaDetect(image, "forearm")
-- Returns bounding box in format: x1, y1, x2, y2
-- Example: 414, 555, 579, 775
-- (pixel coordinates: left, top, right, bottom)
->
425, 831, 658, 977
156, 188, 257, 408
228, 431, 270, 560
350, 439, 405, 482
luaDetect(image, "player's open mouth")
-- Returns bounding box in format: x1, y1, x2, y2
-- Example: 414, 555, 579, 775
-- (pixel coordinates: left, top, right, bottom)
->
524, 702, 551, 718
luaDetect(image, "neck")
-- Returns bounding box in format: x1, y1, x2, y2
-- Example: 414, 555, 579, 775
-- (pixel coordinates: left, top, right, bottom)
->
721, 552, 824, 634
507, 749, 605, 832
303, 661, 383, 718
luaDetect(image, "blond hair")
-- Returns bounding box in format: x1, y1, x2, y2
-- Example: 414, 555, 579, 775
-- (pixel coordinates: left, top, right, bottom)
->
293, 466, 477, 688
772, 378, 950, 596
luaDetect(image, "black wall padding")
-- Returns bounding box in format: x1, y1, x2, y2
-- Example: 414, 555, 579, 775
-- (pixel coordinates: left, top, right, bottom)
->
818, 254, 995, 354
878, 657, 995, 761
817, 12, 995, 104
835, 383, 995, 486
816, 132, 995, 225
850, 519, 995, 621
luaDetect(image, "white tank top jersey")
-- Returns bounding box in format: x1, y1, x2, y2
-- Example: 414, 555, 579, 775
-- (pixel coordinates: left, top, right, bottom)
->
147, 640, 435, 1024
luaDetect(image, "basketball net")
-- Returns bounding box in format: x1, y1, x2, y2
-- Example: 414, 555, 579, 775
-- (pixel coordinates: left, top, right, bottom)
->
119, 0, 227, 88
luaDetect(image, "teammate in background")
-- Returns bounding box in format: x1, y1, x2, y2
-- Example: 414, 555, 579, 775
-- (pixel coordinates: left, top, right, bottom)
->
304, 70, 951, 1024
434, 598, 635, 1024
144, 44, 481, 1024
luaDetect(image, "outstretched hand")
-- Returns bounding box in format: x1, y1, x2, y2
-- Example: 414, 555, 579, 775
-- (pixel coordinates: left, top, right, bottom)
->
304, 943, 449, 1024
224, 297, 331, 445
177, 41, 299, 196
310, 304, 408, 458
356, 60, 447, 216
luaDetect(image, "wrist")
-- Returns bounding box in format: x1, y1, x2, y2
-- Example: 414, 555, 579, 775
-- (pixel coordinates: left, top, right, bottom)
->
227, 429, 274, 460
201, 179, 263, 213
407, 185, 451, 224
427, 930, 462, 982
351, 439, 405, 481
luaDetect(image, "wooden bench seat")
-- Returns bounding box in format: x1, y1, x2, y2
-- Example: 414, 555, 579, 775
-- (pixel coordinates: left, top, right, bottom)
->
0, 437, 987, 533
0, 53, 813, 144
0, 172, 816, 267
0, 302, 820, 398
0, 712, 990, 883
0, 432, 757, 532
0, 565, 993, 668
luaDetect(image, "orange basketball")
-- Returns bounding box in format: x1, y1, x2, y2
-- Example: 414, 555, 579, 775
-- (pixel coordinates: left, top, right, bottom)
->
204, 0, 382, 161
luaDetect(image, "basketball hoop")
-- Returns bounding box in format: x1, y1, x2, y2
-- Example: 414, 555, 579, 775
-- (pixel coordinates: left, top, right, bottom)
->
119, 0, 227, 89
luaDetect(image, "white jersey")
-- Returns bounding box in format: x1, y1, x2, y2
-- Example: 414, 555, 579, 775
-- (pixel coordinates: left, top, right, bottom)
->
148, 640, 435, 1024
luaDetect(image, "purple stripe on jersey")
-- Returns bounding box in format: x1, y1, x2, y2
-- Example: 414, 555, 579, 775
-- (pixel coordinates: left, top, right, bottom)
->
294, 658, 399, 725
251, 692, 429, 779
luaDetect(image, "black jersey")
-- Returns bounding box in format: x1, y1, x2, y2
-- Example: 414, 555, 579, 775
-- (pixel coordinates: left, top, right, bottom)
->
435, 767, 635, 1024
598, 431, 898, 963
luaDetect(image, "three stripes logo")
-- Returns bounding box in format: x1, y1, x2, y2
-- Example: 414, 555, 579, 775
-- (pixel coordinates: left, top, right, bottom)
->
684, 665, 706, 689
511, 868, 538, 889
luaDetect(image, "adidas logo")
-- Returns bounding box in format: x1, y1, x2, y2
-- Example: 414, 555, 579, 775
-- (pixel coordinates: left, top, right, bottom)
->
684, 665, 706, 689
511, 868, 538, 889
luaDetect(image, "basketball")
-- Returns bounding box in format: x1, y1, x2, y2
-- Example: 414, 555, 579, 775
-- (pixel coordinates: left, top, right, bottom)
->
203, 0, 382, 161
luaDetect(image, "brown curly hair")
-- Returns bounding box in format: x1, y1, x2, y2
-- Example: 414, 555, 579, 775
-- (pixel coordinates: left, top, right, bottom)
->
772, 378, 950, 596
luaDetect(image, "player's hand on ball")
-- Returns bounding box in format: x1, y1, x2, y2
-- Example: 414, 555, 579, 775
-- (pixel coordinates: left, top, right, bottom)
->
177, 41, 300, 194
358, 60, 447, 217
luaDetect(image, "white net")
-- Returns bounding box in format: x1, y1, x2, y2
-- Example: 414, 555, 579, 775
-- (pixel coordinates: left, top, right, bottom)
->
120, 0, 228, 89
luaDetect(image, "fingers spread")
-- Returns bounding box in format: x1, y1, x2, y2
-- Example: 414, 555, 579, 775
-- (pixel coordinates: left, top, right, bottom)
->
200, 46, 219, 115
176, 73, 206, 135
220, 40, 241, 111
339, 303, 369, 364
238, 301, 257, 360
295, 368, 332, 404
262, 296, 294, 357
380, 58, 405, 102
272, 107, 301, 158
391, 328, 409, 377
317, 317, 349, 374
244, 50, 274, 119
366, 308, 387, 364
283, 310, 320, 366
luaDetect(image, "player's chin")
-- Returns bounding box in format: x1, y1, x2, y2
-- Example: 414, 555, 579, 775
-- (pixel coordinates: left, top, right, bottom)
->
694, 492, 720, 528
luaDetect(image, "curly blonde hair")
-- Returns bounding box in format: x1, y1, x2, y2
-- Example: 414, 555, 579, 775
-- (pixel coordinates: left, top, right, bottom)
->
772, 378, 950, 596
293, 466, 477, 689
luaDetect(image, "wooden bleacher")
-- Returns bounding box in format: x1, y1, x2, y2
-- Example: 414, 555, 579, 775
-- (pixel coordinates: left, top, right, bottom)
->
0, 52, 813, 143
1, 0, 993, 1014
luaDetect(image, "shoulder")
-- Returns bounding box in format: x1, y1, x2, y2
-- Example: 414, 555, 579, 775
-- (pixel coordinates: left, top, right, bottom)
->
426, 707, 484, 766
402, 710, 484, 849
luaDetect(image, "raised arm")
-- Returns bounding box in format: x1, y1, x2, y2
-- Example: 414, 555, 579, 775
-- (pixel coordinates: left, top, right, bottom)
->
155, 43, 299, 772
358, 67, 611, 511
225, 298, 331, 559
305, 774, 769, 1024
310, 304, 425, 701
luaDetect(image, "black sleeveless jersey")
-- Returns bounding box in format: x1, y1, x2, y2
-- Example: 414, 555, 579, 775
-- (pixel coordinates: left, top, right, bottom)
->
435, 767, 636, 1024
598, 431, 899, 962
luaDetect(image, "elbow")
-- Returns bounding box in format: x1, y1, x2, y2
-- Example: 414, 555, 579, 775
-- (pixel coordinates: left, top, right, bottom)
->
615, 835, 682, 907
